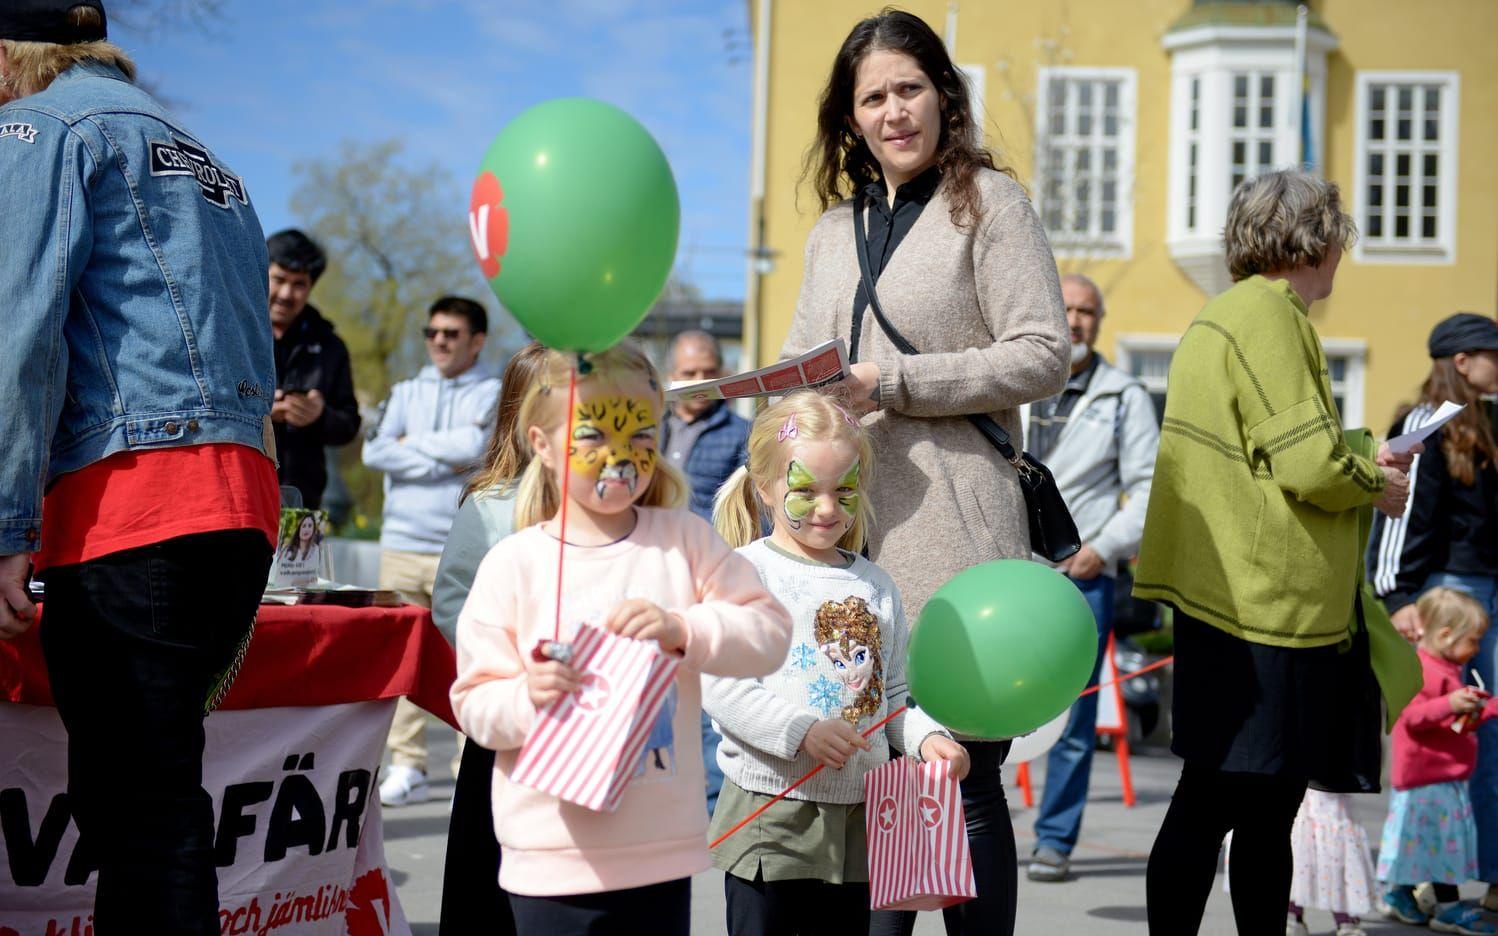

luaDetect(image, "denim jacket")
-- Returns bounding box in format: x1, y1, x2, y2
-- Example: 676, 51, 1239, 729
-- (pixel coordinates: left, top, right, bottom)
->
0, 63, 275, 554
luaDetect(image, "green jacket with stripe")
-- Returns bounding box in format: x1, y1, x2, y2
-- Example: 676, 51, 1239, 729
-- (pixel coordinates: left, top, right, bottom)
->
1133, 275, 1385, 648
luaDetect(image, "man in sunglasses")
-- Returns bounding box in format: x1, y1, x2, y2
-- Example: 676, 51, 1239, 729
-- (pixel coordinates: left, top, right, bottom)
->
267, 228, 361, 508
363, 295, 500, 806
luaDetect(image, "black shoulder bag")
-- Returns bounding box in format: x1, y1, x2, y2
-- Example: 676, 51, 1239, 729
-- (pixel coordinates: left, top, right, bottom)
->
851, 197, 1081, 563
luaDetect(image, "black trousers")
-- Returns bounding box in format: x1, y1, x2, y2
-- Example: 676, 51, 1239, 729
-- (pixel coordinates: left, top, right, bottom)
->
39, 529, 271, 935
1146, 763, 1308, 935
508, 877, 690, 936
869, 741, 1017, 936
725, 869, 870, 936
439, 739, 513, 935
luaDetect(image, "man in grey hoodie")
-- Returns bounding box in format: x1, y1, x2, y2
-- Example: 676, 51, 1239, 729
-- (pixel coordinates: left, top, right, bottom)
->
363, 296, 501, 806
1026, 274, 1159, 882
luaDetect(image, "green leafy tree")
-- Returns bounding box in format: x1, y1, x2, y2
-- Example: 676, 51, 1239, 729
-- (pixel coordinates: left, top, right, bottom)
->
290, 138, 520, 530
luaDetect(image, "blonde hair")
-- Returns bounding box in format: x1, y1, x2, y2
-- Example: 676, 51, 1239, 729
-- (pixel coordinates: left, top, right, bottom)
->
463, 341, 549, 502
1223, 170, 1357, 282
1418, 587, 1490, 656
512, 341, 687, 530
1, 7, 135, 98
713, 390, 875, 552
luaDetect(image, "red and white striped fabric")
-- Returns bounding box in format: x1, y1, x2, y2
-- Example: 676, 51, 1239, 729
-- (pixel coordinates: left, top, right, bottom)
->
865, 757, 977, 911
512, 623, 681, 812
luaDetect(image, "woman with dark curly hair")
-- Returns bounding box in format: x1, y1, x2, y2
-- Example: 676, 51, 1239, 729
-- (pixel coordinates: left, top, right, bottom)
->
779, 9, 1069, 936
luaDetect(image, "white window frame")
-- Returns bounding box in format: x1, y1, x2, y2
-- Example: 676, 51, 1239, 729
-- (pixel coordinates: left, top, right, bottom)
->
1320, 338, 1367, 429
1034, 66, 1137, 259
1228, 70, 1279, 195
1163, 24, 1335, 297
1114, 334, 1179, 420
960, 64, 986, 137
1352, 71, 1459, 265
1117, 334, 1366, 428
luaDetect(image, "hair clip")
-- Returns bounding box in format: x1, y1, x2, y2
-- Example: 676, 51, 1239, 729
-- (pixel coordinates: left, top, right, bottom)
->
778, 413, 799, 443
833, 404, 858, 427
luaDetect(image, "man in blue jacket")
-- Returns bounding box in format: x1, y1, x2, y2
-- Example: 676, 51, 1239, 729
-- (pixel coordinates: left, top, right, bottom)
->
1026, 274, 1159, 883
661, 330, 750, 813
364, 296, 500, 806
0, 4, 279, 931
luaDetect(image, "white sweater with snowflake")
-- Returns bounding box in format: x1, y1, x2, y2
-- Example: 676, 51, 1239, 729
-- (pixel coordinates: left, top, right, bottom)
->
703, 539, 949, 804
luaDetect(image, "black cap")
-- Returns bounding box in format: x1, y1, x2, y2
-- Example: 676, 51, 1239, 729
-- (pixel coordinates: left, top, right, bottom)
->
1429, 313, 1498, 359
0, 1, 107, 44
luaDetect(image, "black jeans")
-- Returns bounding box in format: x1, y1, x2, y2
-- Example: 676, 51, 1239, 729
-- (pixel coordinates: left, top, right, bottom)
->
440, 739, 513, 935
1146, 763, 1308, 935
725, 869, 870, 936
39, 529, 271, 935
508, 877, 690, 936
870, 741, 1017, 936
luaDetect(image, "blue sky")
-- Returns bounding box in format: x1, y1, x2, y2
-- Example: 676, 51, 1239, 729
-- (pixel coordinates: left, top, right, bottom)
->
110, 0, 753, 300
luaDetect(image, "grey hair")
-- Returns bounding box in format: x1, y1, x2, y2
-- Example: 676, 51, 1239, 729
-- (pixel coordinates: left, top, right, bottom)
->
1060, 273, 1105, 318
1223, 170, 1357, 282
669, 329, 722, 368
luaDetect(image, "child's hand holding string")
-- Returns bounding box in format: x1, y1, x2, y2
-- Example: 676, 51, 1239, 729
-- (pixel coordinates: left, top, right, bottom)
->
800, 718, 872, 770
525, 649, 582, 710
602, 599, 688, 654
919, 734, 972, 781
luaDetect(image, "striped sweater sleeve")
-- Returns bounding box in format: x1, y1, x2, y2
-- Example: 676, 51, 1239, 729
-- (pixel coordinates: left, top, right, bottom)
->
1370, 406, 1445, 612
1209, 312, 1383, 513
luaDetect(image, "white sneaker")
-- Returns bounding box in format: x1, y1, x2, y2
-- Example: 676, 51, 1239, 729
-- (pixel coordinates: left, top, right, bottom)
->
379, 765, 430, 807
1286, 918, 1309, 936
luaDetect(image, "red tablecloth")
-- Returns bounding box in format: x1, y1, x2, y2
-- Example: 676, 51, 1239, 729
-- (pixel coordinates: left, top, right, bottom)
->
0, 602, 458, 727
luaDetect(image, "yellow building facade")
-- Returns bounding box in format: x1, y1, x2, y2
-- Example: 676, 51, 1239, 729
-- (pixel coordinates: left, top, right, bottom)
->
744, 0, 1498, 432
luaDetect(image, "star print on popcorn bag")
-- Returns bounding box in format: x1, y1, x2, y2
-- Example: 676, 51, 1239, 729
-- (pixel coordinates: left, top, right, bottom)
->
864, 757, 978, 911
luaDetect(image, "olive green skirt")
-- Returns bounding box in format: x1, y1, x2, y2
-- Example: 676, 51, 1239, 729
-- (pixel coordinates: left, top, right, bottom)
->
709, 779, 868, 883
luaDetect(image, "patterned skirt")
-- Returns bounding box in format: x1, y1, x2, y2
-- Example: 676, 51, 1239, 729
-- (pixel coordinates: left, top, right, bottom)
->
1376, 781, 1479, 887
1289, 789, 1376, 914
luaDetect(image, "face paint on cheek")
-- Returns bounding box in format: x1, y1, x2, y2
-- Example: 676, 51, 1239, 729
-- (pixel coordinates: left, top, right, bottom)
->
836, 459, 862, 521
576, 395, 658, 501
782, 458, 817, 531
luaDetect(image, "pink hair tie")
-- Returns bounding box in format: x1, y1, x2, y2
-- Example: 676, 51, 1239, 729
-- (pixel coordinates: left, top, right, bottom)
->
778, 413, 799, 442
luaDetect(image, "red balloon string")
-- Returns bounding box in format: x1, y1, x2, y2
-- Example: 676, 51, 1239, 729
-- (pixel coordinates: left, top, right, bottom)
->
552, 366, 579, 644
708, 654, 1175, 849
708, 705, 907, 850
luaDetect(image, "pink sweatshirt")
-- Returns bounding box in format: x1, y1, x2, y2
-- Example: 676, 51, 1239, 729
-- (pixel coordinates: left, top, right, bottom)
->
1391, 647, 1498, 791
450, 507, 792, 896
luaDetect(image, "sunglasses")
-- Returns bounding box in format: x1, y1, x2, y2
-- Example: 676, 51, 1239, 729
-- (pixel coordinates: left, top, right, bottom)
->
423, 326, 465, 341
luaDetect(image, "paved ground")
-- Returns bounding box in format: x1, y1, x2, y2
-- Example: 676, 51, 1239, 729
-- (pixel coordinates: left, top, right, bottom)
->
383, 718, 1483, 934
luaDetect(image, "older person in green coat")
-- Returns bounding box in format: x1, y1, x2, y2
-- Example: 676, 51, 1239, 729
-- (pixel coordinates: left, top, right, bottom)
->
1133, 170, 1419, 934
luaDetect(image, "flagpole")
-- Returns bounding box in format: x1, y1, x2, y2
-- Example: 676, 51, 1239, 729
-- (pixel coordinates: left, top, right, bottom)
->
1293, 4, 1310, 168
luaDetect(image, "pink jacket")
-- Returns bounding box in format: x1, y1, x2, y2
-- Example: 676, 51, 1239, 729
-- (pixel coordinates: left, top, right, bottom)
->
450, 507, 792, 896
1391, 647, 1498, 790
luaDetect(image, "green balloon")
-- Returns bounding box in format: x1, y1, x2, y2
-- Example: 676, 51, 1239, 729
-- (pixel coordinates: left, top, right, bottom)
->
469, 98, 680, 352
907, 560, 1098, 739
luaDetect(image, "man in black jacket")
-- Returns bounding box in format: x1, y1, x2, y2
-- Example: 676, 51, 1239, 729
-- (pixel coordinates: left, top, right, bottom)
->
266, 229, 360, 507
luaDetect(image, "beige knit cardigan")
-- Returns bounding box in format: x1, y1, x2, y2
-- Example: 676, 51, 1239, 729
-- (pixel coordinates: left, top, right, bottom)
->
781, 169, 1070, 618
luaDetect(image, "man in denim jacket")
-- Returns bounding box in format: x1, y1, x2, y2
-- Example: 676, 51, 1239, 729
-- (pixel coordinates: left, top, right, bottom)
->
0, 4, 280, 931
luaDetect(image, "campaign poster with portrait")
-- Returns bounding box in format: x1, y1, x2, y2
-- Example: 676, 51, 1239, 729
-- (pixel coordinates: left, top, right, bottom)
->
273, 509, 332, 587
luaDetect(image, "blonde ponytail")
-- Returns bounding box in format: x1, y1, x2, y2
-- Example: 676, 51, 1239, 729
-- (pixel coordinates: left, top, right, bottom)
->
713, 465, 763, 548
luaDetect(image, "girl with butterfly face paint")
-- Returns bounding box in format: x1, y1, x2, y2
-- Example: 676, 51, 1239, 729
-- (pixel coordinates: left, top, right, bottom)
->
704, 391, 969, 934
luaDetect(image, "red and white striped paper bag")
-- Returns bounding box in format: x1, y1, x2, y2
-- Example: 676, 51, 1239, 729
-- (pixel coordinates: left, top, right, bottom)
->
511, 623, 681, 812
865, 757, 978, 911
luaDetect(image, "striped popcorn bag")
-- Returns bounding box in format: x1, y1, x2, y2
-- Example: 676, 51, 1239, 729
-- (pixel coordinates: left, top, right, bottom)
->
512, 623, 681, 812
865, 756, 977, 911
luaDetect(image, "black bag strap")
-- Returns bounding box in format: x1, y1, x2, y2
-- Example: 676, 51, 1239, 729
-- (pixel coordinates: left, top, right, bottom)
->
851, 196, 1026, 467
